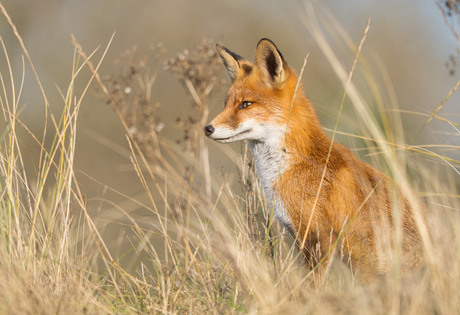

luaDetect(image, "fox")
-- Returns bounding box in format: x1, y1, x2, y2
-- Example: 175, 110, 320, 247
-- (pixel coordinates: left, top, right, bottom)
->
204, 38, 425, 284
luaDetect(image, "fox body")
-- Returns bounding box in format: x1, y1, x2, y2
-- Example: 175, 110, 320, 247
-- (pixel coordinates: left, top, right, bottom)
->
204, 39, 424, 282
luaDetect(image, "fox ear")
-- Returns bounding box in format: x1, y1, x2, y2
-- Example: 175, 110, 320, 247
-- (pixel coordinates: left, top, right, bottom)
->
255, 39, 286, 87
216, 44, 245, 82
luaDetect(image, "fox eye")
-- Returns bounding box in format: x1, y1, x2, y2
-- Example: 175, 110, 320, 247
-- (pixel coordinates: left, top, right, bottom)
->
238, 101, 253, 109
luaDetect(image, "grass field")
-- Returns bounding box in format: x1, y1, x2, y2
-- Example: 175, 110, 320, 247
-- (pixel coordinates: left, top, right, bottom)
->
0, 2, 459, 314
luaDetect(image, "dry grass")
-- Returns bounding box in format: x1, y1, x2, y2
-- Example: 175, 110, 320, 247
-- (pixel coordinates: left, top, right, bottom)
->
0, 2, 459, 314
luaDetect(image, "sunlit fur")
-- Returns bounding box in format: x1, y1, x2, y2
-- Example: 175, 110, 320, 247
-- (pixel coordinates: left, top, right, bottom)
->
205, 39, 425, 285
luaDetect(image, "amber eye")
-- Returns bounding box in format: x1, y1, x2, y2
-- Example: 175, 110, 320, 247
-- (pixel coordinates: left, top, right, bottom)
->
238, 101, 253, 109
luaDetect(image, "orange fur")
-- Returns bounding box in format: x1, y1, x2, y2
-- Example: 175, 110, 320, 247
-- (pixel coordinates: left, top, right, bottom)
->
204, 39, 425, 285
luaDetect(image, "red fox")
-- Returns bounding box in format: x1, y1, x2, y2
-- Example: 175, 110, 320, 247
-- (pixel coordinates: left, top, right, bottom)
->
204, 38, 425, 284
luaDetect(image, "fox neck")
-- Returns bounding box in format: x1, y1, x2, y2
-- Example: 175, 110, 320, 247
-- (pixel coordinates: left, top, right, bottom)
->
247, 95, 329, 230
282, 94, 331, 165
248, 134, 294, 229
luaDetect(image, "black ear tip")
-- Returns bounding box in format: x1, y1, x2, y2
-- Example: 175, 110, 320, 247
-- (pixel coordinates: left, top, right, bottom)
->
215, 44, 224, 54
257, 38, 276, 47
256, 38, 280, 52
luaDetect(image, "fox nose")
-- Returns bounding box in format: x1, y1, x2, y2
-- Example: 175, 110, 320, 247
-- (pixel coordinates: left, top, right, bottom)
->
204, 125, 215, 136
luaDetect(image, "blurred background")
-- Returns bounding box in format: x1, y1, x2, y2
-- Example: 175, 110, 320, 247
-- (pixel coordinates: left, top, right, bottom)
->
1, 0, 459, 202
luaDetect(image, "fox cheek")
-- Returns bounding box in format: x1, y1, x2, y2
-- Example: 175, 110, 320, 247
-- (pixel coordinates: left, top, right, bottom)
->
228, 113, 242, 130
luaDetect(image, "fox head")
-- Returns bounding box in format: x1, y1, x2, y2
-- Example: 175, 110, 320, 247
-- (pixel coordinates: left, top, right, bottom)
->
204, 38, 301, 143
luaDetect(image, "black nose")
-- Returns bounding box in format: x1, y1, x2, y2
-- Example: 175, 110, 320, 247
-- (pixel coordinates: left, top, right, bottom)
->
204, 125, 215, 136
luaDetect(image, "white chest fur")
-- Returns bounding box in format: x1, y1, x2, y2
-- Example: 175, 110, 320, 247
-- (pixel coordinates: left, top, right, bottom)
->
248, 136, 293, 230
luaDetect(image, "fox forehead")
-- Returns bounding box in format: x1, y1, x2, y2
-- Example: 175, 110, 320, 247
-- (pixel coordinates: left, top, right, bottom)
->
224, 84, 259, 107
224, 74, 275, 108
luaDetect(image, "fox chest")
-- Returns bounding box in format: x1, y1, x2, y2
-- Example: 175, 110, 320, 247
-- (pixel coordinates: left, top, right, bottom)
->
249, 140, 293, 230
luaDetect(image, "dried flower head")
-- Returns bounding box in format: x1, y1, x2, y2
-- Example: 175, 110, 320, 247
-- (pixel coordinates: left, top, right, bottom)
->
165, 38, 226, 96
98, 43, 167, 158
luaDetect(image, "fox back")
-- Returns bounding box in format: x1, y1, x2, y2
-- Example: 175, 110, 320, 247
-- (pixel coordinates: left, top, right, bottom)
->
204, 38, 425, 284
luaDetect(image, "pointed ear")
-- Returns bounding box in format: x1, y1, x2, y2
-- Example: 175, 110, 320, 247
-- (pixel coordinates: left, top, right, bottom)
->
254, 39, 286, 87
216, 44, 245, 82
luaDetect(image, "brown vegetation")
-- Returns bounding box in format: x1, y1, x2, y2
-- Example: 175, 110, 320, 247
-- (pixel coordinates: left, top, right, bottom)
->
0, 2, 459, 314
